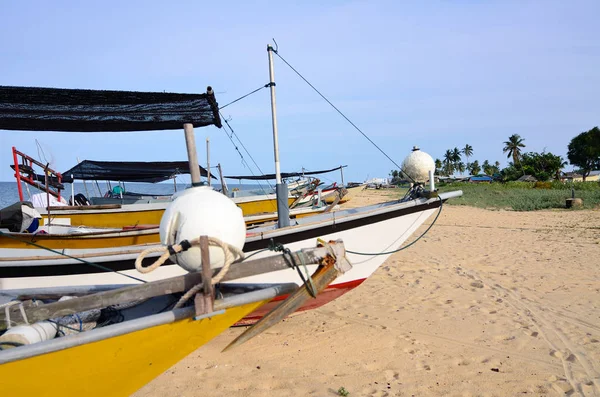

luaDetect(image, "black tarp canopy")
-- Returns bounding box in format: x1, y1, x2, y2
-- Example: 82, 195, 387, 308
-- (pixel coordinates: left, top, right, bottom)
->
60, 160, 217, 183
225, 165, 347, 181
0, 86, 221, 132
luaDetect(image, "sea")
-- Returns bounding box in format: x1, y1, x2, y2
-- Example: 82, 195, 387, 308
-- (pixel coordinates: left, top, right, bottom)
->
0, 181, 274, 209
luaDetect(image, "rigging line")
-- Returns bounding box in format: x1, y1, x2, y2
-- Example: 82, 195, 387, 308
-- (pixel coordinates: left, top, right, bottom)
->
347, 196, 443, 256
0, 230, 147, 284
219, 112, 275, 194
272, 50, 416, 184
219, 117, 271, 195
219, 83, 271, 110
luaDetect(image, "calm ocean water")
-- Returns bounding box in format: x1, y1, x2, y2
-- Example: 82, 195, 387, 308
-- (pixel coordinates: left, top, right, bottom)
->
0, 181, 275, 209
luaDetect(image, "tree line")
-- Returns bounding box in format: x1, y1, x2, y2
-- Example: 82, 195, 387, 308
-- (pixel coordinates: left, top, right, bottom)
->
390, 127, 600, 182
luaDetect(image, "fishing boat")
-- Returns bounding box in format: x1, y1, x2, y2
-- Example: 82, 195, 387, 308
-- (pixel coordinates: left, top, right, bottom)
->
0, 233, 350, 396
10, 148, 338, 228
0, 80, 359, 396
0, 45, 462, 324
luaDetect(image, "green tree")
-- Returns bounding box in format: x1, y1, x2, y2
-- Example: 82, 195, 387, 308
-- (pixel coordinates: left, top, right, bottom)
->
457, 161, 466, 175
503, 134, 526, 167
492, 161, 501, 175
435, 159, 443, 175
501, 151, 566, 181
469, 160, 481, 175
452, 147, 462, 169
462, 144, 473, 167
567, 127, 600, 181
482, 160, 493, 176
444, 150, 455, 176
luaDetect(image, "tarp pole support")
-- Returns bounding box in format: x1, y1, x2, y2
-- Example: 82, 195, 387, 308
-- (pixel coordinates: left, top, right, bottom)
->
184, 123, 202, 186
206, 137, 211, 187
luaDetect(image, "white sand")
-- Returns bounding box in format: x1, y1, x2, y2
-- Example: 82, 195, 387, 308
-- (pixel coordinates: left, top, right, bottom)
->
135, 191, 600, 396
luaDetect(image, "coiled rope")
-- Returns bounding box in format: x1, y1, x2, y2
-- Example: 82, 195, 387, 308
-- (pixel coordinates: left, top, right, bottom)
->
135, 236, 244, 309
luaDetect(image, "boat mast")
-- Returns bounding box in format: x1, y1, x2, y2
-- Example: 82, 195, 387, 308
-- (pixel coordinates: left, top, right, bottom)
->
267, 44, 290, 227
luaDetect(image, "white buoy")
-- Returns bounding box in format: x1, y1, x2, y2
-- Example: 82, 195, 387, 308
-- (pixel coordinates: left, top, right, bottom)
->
0, 322, 57, 347
401, 146, 435, 183
159, 186, 246, 272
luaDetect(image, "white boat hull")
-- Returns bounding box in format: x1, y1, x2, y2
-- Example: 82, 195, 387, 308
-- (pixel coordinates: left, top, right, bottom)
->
0, 192, 459, 293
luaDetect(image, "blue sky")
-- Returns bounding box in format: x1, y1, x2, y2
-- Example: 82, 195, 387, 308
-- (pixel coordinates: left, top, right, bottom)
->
1, 0, 598, 183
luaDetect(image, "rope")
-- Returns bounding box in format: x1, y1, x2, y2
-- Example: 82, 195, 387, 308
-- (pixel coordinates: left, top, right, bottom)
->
0, 341, 24, 350
219, 83, 271, 109
0, 230, 147, 284
1, 300, 22, 329
135, 236, 244, 309
271, 48, 416, 184
346, 196, 443, 256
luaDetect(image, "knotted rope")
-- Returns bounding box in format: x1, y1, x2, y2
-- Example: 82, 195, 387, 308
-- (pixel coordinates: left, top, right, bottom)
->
135, 236, 244, 309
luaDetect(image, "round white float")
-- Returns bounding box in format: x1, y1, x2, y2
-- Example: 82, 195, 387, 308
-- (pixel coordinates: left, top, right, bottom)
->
159, 186, 246, 272
401, 146, 435, 183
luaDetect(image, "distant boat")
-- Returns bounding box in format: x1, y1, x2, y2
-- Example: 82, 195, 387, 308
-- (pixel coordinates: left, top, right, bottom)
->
9, 148, 338, 228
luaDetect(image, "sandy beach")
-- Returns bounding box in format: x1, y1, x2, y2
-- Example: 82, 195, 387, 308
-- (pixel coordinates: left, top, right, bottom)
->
135, 190, 600, 396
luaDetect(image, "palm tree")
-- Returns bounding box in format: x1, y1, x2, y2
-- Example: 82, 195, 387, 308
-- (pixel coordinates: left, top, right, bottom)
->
503, 134, 526, 165
457, 162, 466, 175
443, 150, 454, 176
452, 147, 462, 167
482, 160, 492, 175
462, 144, 473, 165
435, 159, 443, 175
493, 161, 501, 175
470, 160, 481, 175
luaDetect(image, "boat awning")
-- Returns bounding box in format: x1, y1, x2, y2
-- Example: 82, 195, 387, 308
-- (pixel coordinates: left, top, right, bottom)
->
60, 160, 217, 183
225, 165, 347, 181
0, 86, 221, 132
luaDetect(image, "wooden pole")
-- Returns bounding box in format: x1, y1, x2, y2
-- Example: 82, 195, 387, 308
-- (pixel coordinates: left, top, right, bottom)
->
184, 123, 202, 186
206, 137, 211, 187
340, 165, 345, 187
195, 236, 215, 316
218, 163, 228, 196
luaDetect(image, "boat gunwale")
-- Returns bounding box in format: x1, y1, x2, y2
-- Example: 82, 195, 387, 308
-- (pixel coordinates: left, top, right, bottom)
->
0, 283, 296, 364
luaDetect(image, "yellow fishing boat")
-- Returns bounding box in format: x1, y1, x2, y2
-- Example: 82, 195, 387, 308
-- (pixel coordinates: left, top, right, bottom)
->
0, 238, 346, 397
0, 298, 267, 397
35, 194, 297, 228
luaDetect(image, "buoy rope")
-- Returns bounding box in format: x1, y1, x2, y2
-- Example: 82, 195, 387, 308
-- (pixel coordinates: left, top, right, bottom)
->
135, 236, 244, 309
346, 196, 443, 256
136, 236, 243, 281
